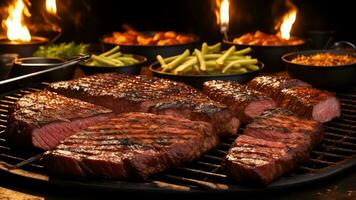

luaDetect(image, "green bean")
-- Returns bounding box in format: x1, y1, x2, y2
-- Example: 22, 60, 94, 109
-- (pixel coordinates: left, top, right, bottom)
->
99, 46, 120, 57
107, 52, 122, 59
204, 54, 221, 59
207, 42, 221, 53
91, 55, 122, 66
172, 57, 197, 74
157, 55, 167, 67
233, 47, 252, 55
226, 67, 248, 74
225, 55, 251, 61
232, 58, 258, 65
216, 46, 236, 65
205, 60, 218, 68
201, 42, 208, 55
194, 49, 206, 71
245, 64, 259, 71
193, 64, 200, 73
162, 49, 190, 72
116, 57, 139, 62
222, 63, 241, 73
162, 55, 180, 63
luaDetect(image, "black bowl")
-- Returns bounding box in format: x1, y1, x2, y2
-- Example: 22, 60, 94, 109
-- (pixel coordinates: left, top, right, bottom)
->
150, 62, 264, 89
223, 37, 306, 72
282, 50, 356, 90
79, 55, 147, 75
100, 32, 199, 64
0, 36, 48, 57
10, 57, 75, 83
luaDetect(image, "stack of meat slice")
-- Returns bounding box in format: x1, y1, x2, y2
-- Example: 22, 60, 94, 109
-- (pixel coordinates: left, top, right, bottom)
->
224, 108, 324, 184
7, 91, 113, 150
48, 73, 240, 136
248, 76, 340, 122
203, 80, 276, 124
43, 112, 219, 179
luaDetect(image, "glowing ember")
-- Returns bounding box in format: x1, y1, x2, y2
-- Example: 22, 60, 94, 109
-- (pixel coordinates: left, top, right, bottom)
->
214, 0, 230, 33
46, 0, 57, 15
3, 0, 32, 42
275, 0, 297, 40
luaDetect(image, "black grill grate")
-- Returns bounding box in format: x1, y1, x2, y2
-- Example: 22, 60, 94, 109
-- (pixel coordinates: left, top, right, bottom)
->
0, 84, 355, 192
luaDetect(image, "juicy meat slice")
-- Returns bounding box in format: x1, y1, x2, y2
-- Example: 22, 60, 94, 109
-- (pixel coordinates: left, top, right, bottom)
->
7, 91, 113, 150
148, 97, 240, 137
245, 108, 324, 145
48, 73, 240, 136
279, 87, 341, 123
225, 107, 324, 185
42, 112, 219, 179
224, 135, 295, 185
203, 80, 276, 123
243, 108, 324, 161
247, 75, 310, 101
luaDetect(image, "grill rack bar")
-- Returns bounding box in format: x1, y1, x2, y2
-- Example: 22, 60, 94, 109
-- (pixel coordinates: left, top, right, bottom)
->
0, 84, 355, 192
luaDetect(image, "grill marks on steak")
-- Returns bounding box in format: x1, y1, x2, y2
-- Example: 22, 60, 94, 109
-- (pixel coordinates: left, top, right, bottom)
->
248, 76, 340, 122
7, 91, 113, 150
244, 108, 324, 160
247, 75, 310, 100
202, 80, 276, 124
279, 87, 341, 123
225, 108, 324, 184
224, 135, 294, 185
48, 73, 239, 136
43, 112, 219, 179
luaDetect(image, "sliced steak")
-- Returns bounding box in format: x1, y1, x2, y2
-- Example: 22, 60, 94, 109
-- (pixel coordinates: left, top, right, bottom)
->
48, 73, 240, 136
247, 75, 310, 101
42, 112, 219, 179
7, 91, 113, 150
224, 135, 295, 185
244, 108, 324, 161
202, 80, 276, 123
248, 76, 340, 122
279, 87, 341, 123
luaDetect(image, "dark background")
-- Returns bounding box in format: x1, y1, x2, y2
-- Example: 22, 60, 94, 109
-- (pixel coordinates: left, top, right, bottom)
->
53, 0, 355, 45
1, 0, 355, 46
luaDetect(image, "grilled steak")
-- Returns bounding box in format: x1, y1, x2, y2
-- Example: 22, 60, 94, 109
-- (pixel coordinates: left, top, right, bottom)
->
248, 76, 340, 122
244, 108, 324, 160
225, 108, 324, 184
42, 112, 219, 179
7, 91, 113, 150
224, 135, 295, 185
278, 87, 341, 123
48, 73, 240, 136
247, 75, 310, 101
202, 80, 276, 123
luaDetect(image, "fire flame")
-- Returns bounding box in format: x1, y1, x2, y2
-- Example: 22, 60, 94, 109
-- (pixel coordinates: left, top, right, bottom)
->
275, 0, 297, 40
46, 0, 57, 15
214, 0, 230, 33
4, 0, 31, 42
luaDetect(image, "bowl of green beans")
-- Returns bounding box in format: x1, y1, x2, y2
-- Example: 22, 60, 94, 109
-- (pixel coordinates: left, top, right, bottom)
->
79, 46, 147, 75
149, 42, 264, 88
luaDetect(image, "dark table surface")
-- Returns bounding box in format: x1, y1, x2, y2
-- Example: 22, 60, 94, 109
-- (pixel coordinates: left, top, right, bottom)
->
1, 166, 355, 200
1, 68, 355, 200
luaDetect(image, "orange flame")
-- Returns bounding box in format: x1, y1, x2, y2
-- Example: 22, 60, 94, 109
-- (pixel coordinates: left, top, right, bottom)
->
46, 0, 57, 15
275, 0, 297, 40
214, 0, 230, 33
3, 0, 31, 42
